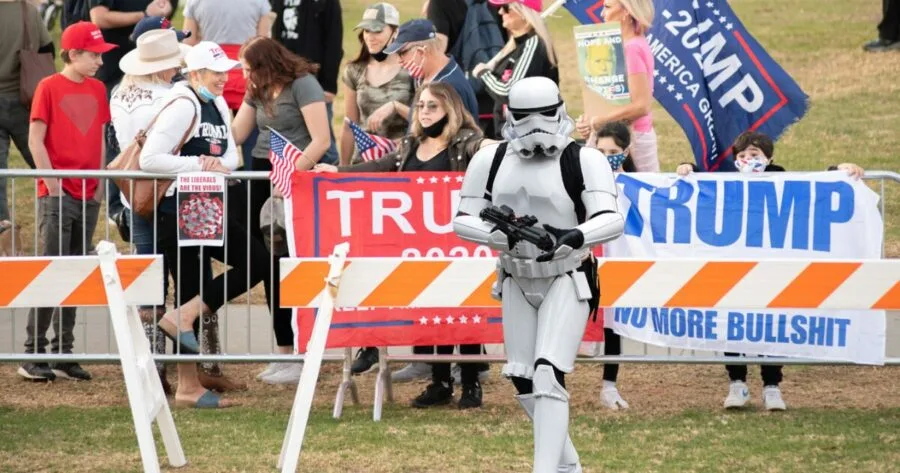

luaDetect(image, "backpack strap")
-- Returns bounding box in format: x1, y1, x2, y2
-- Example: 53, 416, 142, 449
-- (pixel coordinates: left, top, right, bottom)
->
559, 141, 586, 224
483, 141, 508, 201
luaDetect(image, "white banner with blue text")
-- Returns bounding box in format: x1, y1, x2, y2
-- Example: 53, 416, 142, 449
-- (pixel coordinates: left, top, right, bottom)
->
604, 172, 886, 365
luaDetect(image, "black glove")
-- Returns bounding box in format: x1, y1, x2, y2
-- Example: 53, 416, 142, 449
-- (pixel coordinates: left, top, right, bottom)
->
536, 224, 585, 262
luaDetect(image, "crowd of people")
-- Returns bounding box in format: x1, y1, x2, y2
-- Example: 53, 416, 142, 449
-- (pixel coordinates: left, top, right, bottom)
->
0, 0, 874, 412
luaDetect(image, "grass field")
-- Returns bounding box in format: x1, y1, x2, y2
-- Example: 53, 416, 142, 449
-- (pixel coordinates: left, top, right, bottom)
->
2, 0, 900, 472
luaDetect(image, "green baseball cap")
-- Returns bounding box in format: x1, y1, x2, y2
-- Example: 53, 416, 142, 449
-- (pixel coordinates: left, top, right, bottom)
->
355, 3, 401, 32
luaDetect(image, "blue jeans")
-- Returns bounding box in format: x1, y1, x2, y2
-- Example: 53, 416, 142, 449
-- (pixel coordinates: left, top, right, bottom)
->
241, 126, 259, 171
131, 209, 172, 304
323, 102, 339, 165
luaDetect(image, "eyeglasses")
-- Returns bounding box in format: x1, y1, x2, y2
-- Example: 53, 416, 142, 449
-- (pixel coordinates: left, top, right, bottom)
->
416, 101, 441, 112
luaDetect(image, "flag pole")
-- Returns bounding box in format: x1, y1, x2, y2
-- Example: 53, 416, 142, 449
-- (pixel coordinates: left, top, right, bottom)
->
541, 0, 568, 18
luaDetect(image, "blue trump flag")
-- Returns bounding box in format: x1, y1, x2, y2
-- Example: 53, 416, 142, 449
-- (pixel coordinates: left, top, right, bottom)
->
563, 0, 809, 171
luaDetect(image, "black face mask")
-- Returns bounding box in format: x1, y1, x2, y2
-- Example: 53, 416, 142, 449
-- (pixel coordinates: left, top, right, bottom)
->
422, 115, 449, 138
371, 50, 389, 62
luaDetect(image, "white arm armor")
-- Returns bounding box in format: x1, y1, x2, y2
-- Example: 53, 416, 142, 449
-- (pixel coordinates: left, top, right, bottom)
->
576, 148, 625, 246
452, 144, 510, 251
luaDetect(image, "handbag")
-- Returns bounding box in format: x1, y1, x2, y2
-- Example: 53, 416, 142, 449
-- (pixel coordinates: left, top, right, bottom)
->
18, 1, 56, 108
107, 96, 198, 221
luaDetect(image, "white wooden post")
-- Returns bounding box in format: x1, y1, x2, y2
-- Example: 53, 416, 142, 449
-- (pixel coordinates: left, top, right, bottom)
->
278, 242, 350, 473
96, 241, 187, 471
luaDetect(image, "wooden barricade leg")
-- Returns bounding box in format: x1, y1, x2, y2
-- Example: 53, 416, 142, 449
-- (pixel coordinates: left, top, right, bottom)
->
278, 243, 350, 473
96, 241, 187, 471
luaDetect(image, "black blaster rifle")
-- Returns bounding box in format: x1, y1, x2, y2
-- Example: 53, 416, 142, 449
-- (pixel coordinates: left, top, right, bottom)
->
479, 205, 554, 252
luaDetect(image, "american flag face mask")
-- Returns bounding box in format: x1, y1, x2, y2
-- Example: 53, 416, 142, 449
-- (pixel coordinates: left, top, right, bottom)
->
399, 47, 425, 83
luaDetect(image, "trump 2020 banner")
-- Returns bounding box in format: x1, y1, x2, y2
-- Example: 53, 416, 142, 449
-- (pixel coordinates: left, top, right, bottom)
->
563, 0, 809, 172
286, 172, 605, 350
604, 172, 886, 365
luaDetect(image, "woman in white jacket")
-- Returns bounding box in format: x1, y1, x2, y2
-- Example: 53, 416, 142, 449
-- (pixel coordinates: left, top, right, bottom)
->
111, 29, 190, 397
141, 41, 270, 408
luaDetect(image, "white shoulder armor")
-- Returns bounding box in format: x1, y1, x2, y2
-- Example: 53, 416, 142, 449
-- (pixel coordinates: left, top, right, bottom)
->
452, 143, 510, 251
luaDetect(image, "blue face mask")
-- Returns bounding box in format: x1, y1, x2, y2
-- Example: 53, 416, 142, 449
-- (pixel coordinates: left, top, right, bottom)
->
198, 85, 217, 102
606, 152, 627, 171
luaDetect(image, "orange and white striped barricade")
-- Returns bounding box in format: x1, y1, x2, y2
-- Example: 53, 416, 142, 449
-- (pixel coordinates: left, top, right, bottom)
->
277, 243, 349, 473
281, 258, 900, 311
0, 241, 183, 473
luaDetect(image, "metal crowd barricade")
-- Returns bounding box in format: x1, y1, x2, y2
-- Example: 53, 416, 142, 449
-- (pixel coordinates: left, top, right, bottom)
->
0, 169, 898, 424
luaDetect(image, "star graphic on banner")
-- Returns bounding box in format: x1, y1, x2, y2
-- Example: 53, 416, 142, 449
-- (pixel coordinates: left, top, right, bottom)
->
473, 315, 482, 324
675, 92, 684, 101
653, 69, 659, 77
446, 315, 454, 324
726, 23, 734, 30
719, 16, 726, 23
429, 176, 438, 184
667, 84, 675, 92
459, 315, 468, 324
659, 76, 667, 84
713, 9, 720, 15
432, 315, 442, 325
416, 177, 425, 184
442, 176, 451, 183
419, 316, 428, 325
455, 175, 464, 183
706, 1, 713, 7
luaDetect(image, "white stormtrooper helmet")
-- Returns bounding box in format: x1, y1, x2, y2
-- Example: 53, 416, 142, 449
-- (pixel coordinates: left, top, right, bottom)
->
501, 77, 575, 159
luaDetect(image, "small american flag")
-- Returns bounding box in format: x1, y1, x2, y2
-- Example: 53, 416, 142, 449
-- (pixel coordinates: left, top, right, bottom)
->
268, 128, 300, 198
347, 119, 397, 162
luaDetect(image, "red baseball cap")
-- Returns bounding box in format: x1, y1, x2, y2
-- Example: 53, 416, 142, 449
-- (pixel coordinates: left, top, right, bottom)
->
61, 22, 118, 53
489, 0, 542, 13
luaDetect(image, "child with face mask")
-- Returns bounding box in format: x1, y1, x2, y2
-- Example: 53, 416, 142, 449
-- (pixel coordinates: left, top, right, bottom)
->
580, 121, 632, 410
676, 131, 865, 179
676, 130, 864, 411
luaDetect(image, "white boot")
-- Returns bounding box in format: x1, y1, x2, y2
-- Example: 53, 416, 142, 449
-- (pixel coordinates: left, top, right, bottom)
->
517, 393, 582, 473
531, 365, 579, 473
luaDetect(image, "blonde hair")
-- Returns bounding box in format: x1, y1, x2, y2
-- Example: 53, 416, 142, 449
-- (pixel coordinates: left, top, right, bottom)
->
411, 82, 480, 141
493, 3, 557, 67
618, 0, 654, 35
118, 72, 174, 88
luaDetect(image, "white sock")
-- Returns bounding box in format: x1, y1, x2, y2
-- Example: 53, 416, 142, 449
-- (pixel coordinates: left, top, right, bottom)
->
603, 380, 616, 390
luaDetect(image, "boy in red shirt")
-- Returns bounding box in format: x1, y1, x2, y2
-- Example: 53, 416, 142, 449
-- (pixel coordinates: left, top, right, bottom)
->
19, 22, 116, 382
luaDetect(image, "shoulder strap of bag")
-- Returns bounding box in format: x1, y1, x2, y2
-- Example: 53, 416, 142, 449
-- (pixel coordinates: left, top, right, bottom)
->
483, 141, 508, 200
20, 1, 33, 51
559, 141, 586, 224
137, 96, 197, 151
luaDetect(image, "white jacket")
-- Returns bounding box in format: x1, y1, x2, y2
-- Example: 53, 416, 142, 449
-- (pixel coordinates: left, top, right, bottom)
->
140, 82, 239, 196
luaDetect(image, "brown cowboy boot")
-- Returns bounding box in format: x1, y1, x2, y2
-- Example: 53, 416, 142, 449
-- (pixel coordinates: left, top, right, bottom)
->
198, 311, 246, 392
140, 307, 172, 396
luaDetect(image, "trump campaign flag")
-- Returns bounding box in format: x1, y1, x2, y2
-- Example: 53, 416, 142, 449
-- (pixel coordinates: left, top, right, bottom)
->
347, 119, 397, 162
563, 0, 809, 171
268, 128, 299, 198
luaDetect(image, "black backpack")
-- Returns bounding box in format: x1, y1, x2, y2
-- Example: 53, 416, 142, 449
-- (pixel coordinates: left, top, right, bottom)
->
449, 0, 505, 95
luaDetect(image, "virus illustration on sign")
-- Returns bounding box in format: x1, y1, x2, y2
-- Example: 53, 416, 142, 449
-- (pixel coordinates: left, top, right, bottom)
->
179, 193, 224, 240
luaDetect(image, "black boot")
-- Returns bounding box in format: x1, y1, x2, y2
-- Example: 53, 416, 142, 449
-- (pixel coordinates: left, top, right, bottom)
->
412, 381, 453, 408
458, 382, 483, 409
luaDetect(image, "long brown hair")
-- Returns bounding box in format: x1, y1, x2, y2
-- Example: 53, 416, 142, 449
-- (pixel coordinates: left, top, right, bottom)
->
411, 82, 480, 141
350, 26, 397, 65
239, 37, 321, 116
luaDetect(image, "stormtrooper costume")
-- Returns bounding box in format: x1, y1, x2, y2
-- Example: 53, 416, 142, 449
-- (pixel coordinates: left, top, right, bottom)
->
453, 77, 624, 473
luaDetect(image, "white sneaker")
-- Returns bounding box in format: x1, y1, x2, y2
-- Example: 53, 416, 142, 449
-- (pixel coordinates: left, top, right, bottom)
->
262, 362, 304, 385
390, 362, 431, 383
600, 386, 630, 410
256, 362, 289, 380
724, 381, 751, 409
763, 385, 786, 411
450, 364, 491, 384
